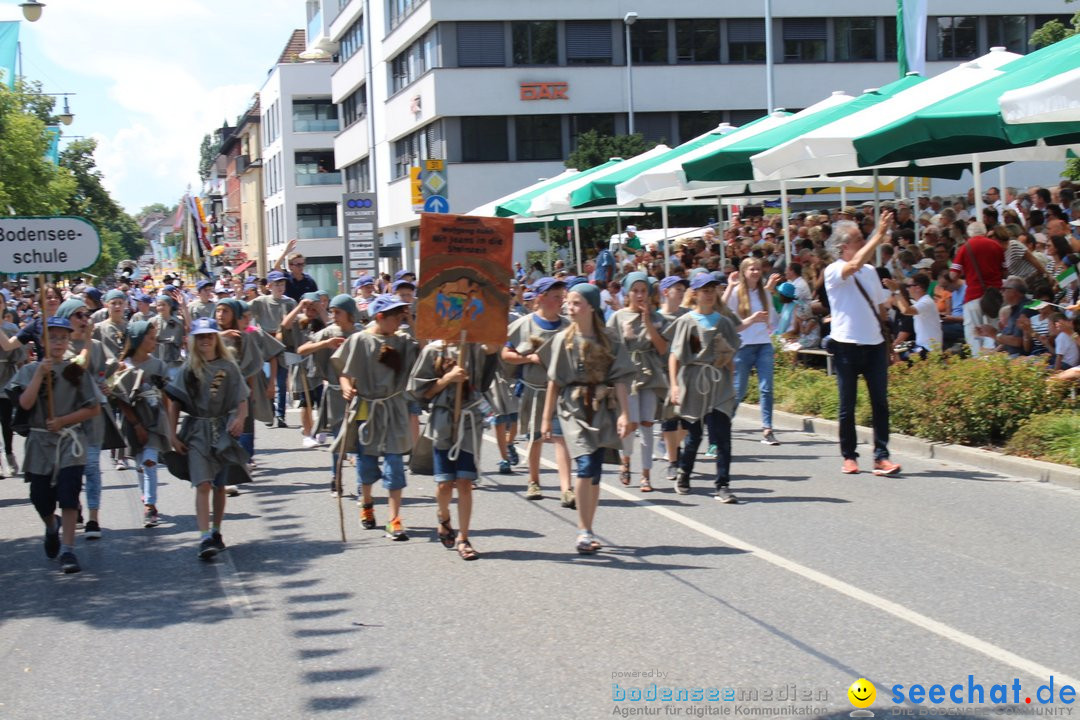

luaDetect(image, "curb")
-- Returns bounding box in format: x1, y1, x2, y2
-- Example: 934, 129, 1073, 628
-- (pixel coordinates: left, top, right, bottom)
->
739, 402, 1080, 491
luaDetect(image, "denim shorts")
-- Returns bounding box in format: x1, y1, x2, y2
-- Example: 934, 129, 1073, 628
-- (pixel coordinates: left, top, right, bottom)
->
574, 448, 606, 485
356, 446, 407, 491
660, 418, 680, 432
28, 466, 83, 517
433, 448, 478, 483
530, 415, 562, 440
407, 400, 423, 416
494, 413, 519, 426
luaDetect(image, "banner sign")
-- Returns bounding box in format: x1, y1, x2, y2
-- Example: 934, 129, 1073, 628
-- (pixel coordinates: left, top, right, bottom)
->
415, 213, 513, 345
0, 22, 17, 90
342, 192, 379, 290
0, 216, 102, 274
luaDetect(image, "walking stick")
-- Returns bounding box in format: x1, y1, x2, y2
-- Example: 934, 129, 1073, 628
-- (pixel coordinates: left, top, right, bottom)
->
452, 330, 467, 435
333, 435, 346, 542
39, 276, 54, 422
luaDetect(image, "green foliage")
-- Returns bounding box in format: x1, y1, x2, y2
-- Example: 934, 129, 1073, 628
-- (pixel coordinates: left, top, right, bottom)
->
1004, 412, 1080, 468
198, 132, 220, 182
0, 82, 76, 215
566, 130, 654, 172
138, 202, 176, 219
1030, 7, 1080, 49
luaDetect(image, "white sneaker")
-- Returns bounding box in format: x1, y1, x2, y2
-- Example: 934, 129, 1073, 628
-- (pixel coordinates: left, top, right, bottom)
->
302, 436, 319, 449
655, 438, 667, 460
316, 433, 328, 445
115, 459, 128, 470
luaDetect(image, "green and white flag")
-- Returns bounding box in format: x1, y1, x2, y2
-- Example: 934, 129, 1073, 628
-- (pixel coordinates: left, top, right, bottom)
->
1058, 265, 1078, 289
896, 0, 927, 78
1024, 300, 1048, 311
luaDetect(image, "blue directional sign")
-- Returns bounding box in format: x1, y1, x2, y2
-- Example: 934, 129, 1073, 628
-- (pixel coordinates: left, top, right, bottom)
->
424, 195, 449, 213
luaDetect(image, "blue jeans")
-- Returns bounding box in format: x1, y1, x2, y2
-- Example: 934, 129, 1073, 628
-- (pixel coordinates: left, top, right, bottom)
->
734, 342, 774, 430
678, 411, 732, 488
353, 438, 406, 491
574, 448, 606, 485
238, 432, 254, 458
832, 341, 890, 461
139, 447, 159, 506
83, 444, 102, 510
275, 364, 288, 418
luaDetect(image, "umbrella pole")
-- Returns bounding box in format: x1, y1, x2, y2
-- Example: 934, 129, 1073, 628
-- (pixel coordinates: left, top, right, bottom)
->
972, 155, 984, 219
840, 183, 847, 210
573, 217, 582, 276
873, 169, 882, 266
781, 180, 791, 270
662, 204, 671, 276
999, 166, 1007, 208
39, 275, 54, 422
910, 178, 920, 248
718, 197, 726, 268
615, 210, 622, 263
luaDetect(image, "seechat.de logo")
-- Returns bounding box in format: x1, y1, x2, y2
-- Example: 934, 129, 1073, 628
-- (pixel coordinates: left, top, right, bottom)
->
347, 199, 373, 209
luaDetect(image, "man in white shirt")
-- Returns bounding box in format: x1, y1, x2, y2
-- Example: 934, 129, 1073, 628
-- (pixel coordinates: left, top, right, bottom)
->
824, 211, 902, 477
886, 273, 942, 353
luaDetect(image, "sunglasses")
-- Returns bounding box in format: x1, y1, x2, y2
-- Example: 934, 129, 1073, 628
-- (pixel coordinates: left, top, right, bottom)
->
290, 262, 305, 267
70, 311, 89, 319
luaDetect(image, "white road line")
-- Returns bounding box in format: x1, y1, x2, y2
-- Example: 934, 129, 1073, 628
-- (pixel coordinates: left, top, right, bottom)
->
213, 550, 255, 618
484, 434, 1080, 687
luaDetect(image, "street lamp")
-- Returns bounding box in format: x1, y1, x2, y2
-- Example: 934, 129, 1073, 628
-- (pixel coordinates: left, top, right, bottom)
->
623, 11, 638, 136
19, 1, 44, 22
58, 96, 72, 125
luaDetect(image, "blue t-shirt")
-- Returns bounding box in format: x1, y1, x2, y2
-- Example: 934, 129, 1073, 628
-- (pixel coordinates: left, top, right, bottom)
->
689, 311, 721, 330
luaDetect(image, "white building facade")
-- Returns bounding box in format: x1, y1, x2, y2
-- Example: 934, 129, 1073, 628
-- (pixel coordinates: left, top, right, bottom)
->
305, 0, 1073, 267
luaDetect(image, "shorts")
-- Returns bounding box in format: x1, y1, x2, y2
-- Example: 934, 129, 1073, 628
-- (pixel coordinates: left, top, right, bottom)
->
356, 443, 407, 491
296, 383, 324, 409
574, 448, 605, 485
408, 400, 423, 416
661, 418, 680, 432
530, 415, 563, 441
192, 467, 231, 489
494, 413, 519, 426
433, 448, 477, 483
27, 465, 84, 518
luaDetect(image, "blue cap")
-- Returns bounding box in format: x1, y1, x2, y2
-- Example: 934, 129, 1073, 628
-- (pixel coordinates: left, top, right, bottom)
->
565, 276, 588, 289
267, 270, 287, 283
689, 273, 719, 290
190, 317, 220, 335
136, 293, 154, 304
103, 289, 126, 303
368, 294, 410, 316
777, 281, 797, 299
522, 291, 536, 301
85, 288, 103, 302
711, 271, 728, 284
394, 269, 416, 282
531, 277, 566, 295
353, 275, 374, 288
392, 279, 415, 292
197, 280, 214, 291
660, 276, 687, 292
243, 282, 257, 291
45, 316, 73, 331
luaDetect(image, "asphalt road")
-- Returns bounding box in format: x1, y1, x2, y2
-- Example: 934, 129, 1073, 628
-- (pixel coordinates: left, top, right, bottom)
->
1, 410, 1078, 720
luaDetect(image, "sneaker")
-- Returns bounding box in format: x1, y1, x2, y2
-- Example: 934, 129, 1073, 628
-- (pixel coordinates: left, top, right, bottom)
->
665, 463, 677, 482
59, 551, 81, 574
85, 520, 102, 539
507, 444, 520, 466
316, 432, 328, 445
674, 470, 690, 495
655, 438, 667, 460
143, 506, 159, 528
702, 444, 718, 459
276, 417, 289, 429
115, 458, 128, 470
714, 486, 740, 504
211, 531, 226, 551
841, 458, 860, 475
302, 436, 319, 449
560, 489, 576, 509
385, 516, 409, 541
226, 485, 240, 497
44, 517, 60, 559
198, 537, 218, 560
575, 532, 597, 555
497, 459, 513, 474
76, 510, 84, 528
525, 482, 542, 500
359, 503, 376, 530
6, 452, 18, 474
872, 458, 902, 476
761, 430, 780, 446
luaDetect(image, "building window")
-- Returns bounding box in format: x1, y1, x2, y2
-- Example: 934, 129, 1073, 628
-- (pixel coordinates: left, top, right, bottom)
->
515, 115, 562, 161
461, 117, 509, 162
988, 16, 1028, 54
883, 16, 897, 63
676, 19, 720, 63
457, 22, 505, 67
783, 18, 826, 62
340, 16, 364, 62
635, 112, 671, 144
344, 158, 370, 193
835, 18, 877, 61
297, 203, 338, 240
295, 151, 341, 186
566, 21, 613, 65
392, 121, 443, 179
388, 0, 424, 31
342, 86, 367, 128
936, 16, 977, 60
570, 114, 616, 148
728, 19, 766, 63
512, 21, 557, 65
630, 19, 668, 64
390, 29, 436, 92
293, 100, 339, 132
728, 109, 766, 125
678, 111, 724, 143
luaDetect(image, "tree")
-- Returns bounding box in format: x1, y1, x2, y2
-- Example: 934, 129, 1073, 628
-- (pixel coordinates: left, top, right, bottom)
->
566, 130, 655, 172
137, 202, 176, 219
198, 132, 221, 182
0, 81, 77, 215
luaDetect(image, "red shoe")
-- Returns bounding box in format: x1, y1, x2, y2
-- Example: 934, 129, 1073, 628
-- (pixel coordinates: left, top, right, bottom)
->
873, 459, 902, 476
841, 459, 859, 474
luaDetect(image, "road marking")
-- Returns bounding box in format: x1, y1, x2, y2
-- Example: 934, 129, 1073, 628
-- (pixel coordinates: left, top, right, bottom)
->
213, 550, 255, 618
485, 435, 1080, 686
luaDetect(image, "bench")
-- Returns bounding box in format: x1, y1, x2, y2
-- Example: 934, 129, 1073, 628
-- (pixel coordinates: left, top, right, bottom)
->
791, 347, 834, 376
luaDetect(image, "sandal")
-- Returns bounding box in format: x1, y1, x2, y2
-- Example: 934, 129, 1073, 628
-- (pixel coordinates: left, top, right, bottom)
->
456, 540, 478, 561
640, 470, 652, 493
436, 516, 456, 549
620, 461, 632, 486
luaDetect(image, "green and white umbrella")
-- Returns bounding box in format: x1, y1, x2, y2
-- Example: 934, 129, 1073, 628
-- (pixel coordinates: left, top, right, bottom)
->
527, 144, 673, 216
488, 160, 622, 218
1000, 66, 1080, 125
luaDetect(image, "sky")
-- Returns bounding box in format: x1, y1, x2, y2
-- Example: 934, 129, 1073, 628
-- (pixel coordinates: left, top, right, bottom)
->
0, 0, 303, 215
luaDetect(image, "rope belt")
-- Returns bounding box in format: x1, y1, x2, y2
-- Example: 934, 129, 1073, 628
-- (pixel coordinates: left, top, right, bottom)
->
448, 397, 485, 462
31, 426, 84, 486
520, 378, 548, 456
358, 390, 403, 447
692, 363, 726, 397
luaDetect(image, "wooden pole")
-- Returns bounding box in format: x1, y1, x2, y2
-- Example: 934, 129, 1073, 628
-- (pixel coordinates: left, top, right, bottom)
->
333, 434, 346, 542
39, 276, 54, 421
452, 329, 467, 436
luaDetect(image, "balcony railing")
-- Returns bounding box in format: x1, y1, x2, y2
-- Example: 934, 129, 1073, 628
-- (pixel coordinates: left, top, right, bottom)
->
293, 118, 340, 132
296, 171, 342, 186
297, 225, 339, 239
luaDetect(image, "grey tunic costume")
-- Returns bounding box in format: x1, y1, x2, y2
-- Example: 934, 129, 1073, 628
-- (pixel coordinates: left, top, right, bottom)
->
668, 312, 741, 423
547, 329, 635, 457
164, 357, 250, 484
657, 306, 689, 420
5, 359, 98, 476
249, 294, 296, 334
606, 308, 670, 399
70, 337, 117, 447
187, 299, 215, 320
407, 343, 498, 455
330, 329, 419, 456
110, 356, 171, 454
245, 329, 286, 424
91, 317, 127, 361
0, 332, 29, 389
283, 318, 325, 397
150, 315, 185, 370
307, 324, 356, 435
505, 312, 569, 437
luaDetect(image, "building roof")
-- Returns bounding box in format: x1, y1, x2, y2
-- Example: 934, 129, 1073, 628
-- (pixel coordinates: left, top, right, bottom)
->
278, 29, 305, 64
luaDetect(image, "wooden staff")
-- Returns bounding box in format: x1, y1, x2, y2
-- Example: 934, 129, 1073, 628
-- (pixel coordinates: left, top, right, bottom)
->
39, 276, 54, 421
333, 442, 346, 542
451, 329, 467, 435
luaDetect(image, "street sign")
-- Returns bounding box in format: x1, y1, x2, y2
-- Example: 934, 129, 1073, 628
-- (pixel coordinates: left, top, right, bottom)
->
424, 195, 449, 214
341, 193, 379, 290
0, 216, 101, 274
410, 166, 423, 211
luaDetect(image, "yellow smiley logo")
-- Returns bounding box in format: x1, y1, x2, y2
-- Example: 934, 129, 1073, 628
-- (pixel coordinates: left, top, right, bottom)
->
848, 678, 876, 708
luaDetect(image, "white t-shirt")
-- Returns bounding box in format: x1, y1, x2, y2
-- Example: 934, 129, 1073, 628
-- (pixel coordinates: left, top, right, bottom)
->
1055, 331, 1079, 367
824, 261, 890, 345
727, 287, 774, 345
792, 276, 812, 302
911, 294, 943, 350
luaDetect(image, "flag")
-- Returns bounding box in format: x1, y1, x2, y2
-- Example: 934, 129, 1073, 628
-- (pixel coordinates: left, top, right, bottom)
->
44, 125, 60, 165
897, 0, 927, 78
1024, 300, 1047, 311
0, 22, 18, 90
1058, 265, 1078, 289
